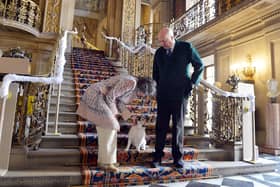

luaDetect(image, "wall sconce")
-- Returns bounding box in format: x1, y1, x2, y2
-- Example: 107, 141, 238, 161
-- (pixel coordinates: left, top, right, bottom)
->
242, 54, 256, 80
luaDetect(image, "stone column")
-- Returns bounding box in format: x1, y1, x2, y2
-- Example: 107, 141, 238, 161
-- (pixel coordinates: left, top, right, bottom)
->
0, 84, 18, 176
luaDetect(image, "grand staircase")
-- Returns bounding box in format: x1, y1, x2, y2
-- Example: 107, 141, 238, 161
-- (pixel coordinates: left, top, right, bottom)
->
2, 48, 277, 187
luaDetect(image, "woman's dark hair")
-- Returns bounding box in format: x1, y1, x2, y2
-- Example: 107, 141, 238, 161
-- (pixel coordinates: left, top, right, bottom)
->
136, 77, 156, 96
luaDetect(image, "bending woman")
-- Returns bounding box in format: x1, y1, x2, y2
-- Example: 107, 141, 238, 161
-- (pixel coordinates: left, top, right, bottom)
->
76, 74, 156, 172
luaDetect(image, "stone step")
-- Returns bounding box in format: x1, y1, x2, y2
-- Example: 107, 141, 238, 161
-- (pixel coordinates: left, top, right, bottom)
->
9, 147, 230, 170
49, 102, 77, 112
40, 134, 80, 148
39, 134, 210, 149
79, 147, 232, 166
63, 71, 74, 77
46, 121, 199, 136
52, 82, 75, 90
1, 158, 276, 187
52, 88, 76, 97
48, 111, 78, 122
63, 75, 74, 82
47, 122, 78, 134
9, 147, 80, 169
0, 167, 81, 187
50, 95, 76, 105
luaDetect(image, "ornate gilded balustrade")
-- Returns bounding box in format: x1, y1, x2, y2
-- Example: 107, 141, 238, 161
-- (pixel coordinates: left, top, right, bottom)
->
200, 79, 255, 151
102, 33, 155, 77
211, 94, 244, 144
136, 23, 168, 46
120, 47, 154, 77
0, 0, 41, 30
170, 0, 217, 39
149, 0, 247, 40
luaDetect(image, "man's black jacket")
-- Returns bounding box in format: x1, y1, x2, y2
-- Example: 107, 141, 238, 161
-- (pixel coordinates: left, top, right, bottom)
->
153, 41, 204, 101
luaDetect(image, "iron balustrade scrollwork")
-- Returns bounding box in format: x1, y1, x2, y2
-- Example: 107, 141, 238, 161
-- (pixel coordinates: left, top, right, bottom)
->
170, 0, 217, 39
136, 23, 168, 47
0, 0, 41, 30
170, 0, 250, 39
211, 95, 245, 144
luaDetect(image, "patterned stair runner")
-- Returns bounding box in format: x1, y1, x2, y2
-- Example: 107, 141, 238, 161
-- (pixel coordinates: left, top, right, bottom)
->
71, 47, 212, 186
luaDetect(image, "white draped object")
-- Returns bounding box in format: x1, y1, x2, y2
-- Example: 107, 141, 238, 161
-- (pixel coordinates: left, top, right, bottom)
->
101, 32, 156, 54
0, 29, 77, 98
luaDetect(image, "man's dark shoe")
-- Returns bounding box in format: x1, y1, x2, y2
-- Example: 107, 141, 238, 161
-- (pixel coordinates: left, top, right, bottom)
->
173, 159, 184, 168
151, 159, 161, 168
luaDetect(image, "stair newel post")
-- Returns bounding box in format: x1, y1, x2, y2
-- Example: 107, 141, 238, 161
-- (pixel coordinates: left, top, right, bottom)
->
44, 84, 53, 135
249, 97, 257, 162
109, 39, 113, 58
54, 83, 62, 135
197, 85, 205, 136
252, 105, 257, 161
0, 96, 7, 145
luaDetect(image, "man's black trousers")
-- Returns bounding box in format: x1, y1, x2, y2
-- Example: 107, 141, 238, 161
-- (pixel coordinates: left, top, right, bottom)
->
154, 99, 186, 162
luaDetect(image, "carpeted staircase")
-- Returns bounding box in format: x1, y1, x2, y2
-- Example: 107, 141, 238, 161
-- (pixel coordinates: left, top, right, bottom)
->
70, 48, 212, 186
4, 47, 276, 187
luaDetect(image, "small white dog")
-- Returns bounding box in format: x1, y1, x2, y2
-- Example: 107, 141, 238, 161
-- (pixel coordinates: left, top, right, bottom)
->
125, 121, 146, 152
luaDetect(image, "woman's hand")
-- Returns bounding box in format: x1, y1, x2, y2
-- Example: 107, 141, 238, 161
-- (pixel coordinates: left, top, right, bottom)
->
130, 115, 137, 126
115, 114, 123, 121
121, 110, 131, 121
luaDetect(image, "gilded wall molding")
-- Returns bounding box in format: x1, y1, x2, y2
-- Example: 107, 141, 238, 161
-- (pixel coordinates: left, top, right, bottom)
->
43, 0, 61, 33
122, 0, 136, 45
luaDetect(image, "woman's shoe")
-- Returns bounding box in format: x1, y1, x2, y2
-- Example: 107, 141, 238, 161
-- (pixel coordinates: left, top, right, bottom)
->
107, 164, 119, 172
97, 163, 119, 172
114, 162, 120, 167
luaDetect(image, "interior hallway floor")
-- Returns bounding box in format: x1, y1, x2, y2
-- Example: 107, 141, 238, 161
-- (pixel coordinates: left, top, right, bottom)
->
130, 154, 280, 187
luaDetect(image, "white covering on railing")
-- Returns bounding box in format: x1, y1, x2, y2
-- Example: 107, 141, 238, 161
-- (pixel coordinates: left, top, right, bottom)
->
200, 79, 254, 99
0, 29, 78, 98
101, 32, 156, 54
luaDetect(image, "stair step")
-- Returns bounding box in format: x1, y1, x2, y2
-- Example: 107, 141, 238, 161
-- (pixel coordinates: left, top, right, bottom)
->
48, 111, 78, 122
2, 158, 276, 187
9, 146, 238, 170
63, 71, 75, 77
80, 147, 231, 167
0, 167, 81, 187
52, 82, 75, 90
47, 122, 78, 134
9, 147, 80, 169
63, 76, 74, 82
41, 134, 80, 148
52, 89, 76, 97
39, 133, 210, 149
49, 103, 77, 112
78, 132, 211, 149
50, 95, 76, 105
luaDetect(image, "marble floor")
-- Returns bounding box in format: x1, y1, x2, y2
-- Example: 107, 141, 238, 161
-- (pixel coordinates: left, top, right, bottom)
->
130, 154, 280, 187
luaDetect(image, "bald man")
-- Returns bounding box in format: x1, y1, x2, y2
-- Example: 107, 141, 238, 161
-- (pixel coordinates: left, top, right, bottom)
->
152, 27, 204, 168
